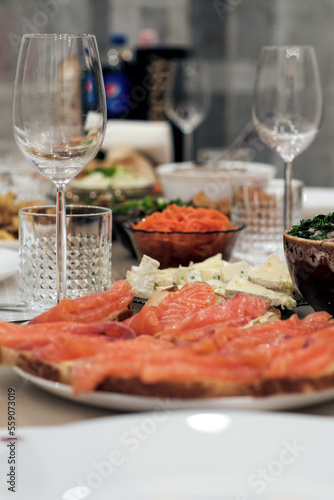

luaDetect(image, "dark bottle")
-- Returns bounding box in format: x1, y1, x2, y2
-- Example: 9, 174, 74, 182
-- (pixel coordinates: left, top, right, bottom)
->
134, 47, 192, 160
102, 34, 135, 119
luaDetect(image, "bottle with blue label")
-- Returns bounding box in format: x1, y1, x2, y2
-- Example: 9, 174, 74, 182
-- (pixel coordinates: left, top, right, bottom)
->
102, 34, 135, 119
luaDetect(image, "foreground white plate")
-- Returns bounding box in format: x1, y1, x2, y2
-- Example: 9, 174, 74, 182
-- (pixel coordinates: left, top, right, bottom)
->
1, 410, 334, 499
14, 367, 334, 412
0, 248, 19, 281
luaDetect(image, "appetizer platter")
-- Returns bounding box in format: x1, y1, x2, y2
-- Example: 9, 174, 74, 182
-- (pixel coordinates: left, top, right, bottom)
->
4, 207, 334, 412
3, 256, 334, 411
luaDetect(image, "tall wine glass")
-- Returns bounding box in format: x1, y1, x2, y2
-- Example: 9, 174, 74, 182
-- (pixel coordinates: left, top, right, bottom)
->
13, 34, 107, 302
165, 58, 211, 162
252, 46, 323, 229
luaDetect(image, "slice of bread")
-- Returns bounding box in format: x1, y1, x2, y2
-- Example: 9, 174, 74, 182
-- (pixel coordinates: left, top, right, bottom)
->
17, 351, 73, 385
94, 371, 334, 399
13, 349, 334, 400
105, 303, 133, 322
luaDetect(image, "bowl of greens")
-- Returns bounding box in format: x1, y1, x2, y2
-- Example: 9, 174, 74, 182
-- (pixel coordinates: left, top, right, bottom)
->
284, 213, 334, 314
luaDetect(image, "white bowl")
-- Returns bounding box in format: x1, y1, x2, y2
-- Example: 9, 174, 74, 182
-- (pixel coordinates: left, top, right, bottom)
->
156, 161, 277, 202
302, 187, 334, 220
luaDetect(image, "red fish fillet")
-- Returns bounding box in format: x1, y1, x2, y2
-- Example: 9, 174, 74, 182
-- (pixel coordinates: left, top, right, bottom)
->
124, 282, 216, 336
30, 280, 135, 324
0, 320, 135, 352
160, 293, 273, 342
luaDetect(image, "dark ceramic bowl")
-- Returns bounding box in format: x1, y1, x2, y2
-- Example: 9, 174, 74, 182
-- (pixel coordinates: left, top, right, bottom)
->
284, 231, 334, 314
124, 222, 245, 268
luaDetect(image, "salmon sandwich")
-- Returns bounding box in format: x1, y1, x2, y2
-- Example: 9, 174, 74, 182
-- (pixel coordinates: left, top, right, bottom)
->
3, 281, 334, 400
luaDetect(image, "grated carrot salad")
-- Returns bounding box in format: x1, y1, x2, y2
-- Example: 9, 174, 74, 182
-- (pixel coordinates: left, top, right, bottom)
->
131, 204, 236, 232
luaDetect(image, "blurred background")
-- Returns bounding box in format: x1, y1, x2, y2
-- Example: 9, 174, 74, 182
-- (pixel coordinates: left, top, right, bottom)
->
0, 0, 332, 187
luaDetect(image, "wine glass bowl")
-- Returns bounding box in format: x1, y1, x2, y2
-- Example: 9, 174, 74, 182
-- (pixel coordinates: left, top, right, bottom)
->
13, 34, 106, 184
13, 34, 107, 303
165, 58, 211, 161
253, 114, 319, 163
252, 46, 323, 229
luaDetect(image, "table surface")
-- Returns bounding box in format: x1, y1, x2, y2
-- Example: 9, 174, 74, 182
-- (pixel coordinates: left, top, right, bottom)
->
1, 240, 334, 428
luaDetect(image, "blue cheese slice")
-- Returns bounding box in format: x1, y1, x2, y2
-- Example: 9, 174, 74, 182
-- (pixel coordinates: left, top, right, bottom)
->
225, 275, 296, 309
220, 260, 250, 282
207, 279, 226, 296
155, 268, 181, 289
192, 254, 224, 269
187, 265, 203, 283
194, 264, 225, 282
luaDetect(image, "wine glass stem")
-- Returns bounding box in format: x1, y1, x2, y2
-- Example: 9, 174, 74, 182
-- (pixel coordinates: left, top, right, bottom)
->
56, 184, 67, 302
183, 131, 193, 162
284, 161, 293, 230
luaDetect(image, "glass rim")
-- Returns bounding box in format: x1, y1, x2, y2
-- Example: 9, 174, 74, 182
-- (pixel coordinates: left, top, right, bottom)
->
19, 205, 112, 217
22, 33, 96, 40
127, 223, 245, 235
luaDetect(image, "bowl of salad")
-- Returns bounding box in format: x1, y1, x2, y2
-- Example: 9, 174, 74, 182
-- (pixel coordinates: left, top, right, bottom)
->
114, 196, 183, 256
125, 204, 244, 268
67, 145, 158, 206
284, 213, 334, 314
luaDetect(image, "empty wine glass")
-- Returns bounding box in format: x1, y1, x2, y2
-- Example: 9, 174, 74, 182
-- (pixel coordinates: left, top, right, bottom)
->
252, 46, 323, 229
165, 58, 211, 162
13, 34, 107, 303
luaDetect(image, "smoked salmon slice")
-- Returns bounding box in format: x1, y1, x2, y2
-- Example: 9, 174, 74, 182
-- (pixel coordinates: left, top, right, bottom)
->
211, 313, 329, 350
31, 334, 172, 364
71, 344, 265, 395
30, 280, 135, 324
0, 320, 135, 352
30, 336, 120, 363
265, 336, 334, 378
160, 293, 274, 342
124, 282, 216, 336
70, 308, 334, 396
4, 278, 334, 398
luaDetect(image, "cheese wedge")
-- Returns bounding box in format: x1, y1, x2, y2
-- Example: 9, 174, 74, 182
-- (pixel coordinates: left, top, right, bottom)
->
126, 254, 160, 299
248, 254, 296, 296
221, 260, 250, 282
225, 275, 296, 309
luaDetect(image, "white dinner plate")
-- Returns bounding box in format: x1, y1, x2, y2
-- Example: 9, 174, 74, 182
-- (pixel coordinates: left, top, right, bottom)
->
0, 248, 19, 281
1, 410, 334, 499
0, 240, 19, 251
14, 367, 334, 412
